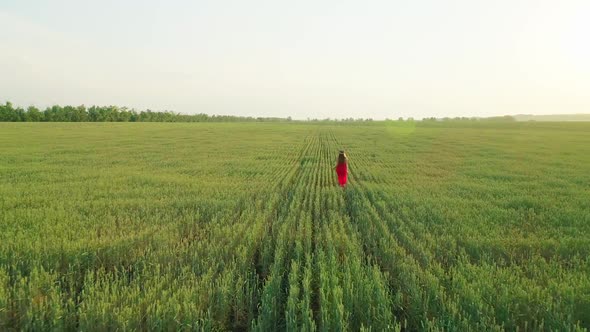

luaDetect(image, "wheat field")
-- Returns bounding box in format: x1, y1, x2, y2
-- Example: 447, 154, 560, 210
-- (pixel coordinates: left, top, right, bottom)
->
1, 122, 589, 330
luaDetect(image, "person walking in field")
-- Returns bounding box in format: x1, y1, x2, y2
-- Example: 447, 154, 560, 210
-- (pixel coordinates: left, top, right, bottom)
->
335, 150, 348, 187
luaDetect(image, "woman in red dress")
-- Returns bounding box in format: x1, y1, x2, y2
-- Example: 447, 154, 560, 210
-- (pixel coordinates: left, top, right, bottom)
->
335, 150, 348, 187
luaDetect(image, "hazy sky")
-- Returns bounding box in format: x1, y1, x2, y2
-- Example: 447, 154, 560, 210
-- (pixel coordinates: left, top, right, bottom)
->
1, 0, 588, 119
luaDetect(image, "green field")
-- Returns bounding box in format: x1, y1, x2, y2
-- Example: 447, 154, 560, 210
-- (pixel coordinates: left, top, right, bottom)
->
1, 122, 589, 331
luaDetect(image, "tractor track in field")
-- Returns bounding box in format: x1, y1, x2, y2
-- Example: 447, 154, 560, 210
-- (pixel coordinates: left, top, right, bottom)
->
249, 129, 326, 330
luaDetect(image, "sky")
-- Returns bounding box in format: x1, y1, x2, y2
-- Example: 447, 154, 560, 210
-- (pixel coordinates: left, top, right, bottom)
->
1, 0, 589, 120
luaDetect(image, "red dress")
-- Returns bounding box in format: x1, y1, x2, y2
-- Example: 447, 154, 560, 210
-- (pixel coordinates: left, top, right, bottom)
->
336, 163, 347, 187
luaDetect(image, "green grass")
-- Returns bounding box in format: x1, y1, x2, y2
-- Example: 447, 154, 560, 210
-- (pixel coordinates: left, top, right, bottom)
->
1, 121, 589, 330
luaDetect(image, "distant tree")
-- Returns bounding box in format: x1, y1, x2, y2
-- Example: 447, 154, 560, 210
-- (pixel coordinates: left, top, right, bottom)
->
0, 102, 18, 121
62, 105, 87, 122
25, 106, 43, 122
87, 106, 99, 122
74, 105, 88, 122
105, 106, 120, 121
97, 106, 109, 122
16, 107, 26, 121
43, 105, 67, 122
117, 108, 133, 122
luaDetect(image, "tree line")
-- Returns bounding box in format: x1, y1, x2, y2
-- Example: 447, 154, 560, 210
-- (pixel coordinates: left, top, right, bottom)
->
1, 101, 520, 123
0, 101, 290, 122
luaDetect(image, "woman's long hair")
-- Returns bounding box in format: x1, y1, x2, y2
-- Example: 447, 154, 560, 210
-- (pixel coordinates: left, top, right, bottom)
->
337, 151, 347, 164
